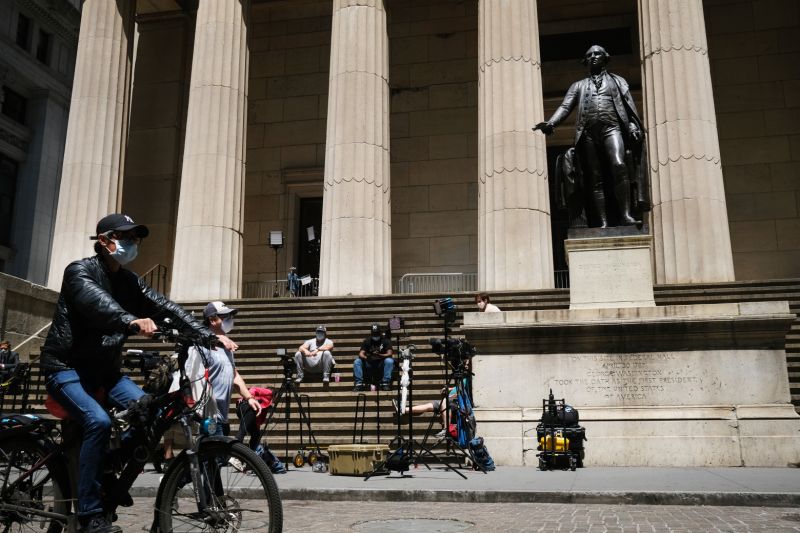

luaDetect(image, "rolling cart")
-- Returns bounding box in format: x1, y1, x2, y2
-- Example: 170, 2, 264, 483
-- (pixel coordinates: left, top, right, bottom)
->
536, 389, 586, 471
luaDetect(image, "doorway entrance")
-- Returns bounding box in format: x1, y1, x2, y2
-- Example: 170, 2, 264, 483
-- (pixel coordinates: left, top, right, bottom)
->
297, 197, 322, 279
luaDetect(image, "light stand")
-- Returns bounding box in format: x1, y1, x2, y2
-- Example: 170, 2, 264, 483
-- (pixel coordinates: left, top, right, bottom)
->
269, 230, 284, 297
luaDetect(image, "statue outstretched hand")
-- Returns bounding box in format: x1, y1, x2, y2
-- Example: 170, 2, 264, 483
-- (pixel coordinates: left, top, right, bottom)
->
533, 122, 554, 135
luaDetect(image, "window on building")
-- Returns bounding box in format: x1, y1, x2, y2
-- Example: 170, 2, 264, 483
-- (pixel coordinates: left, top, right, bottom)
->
540, 27, 633, 63
16, 13, 31, 50
1, 88, 28, 125
0, 154, 19, 247
36, 30, 52, 64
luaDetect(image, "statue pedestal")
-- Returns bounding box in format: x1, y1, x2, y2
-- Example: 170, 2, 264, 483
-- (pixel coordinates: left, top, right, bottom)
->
565, 226, 654, 309
463, 303, 800, 467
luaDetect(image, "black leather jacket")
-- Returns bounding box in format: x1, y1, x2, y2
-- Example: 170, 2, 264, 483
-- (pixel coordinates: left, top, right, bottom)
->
40, 255, 212, 380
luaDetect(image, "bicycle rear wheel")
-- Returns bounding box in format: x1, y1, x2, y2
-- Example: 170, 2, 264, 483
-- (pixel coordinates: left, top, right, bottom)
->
156, 440, 282, 532
0, 436, 71, 533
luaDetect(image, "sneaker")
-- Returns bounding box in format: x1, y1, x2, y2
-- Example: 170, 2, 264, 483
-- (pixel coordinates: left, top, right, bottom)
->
228, 457, 246, 472
434, 428, 447, 440
380, 382, 392, 392
322, 373, 330, 383
353, 383, 366, 392
80, 513, 122, 533
294, 375, 303, 383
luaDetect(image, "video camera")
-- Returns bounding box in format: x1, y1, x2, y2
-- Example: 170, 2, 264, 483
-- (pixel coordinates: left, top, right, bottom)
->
276, 348, 294, 376
429, 337, 475, 367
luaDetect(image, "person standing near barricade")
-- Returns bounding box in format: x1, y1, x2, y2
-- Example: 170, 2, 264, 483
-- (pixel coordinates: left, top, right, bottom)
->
353, 324, 394, 392
287, 266, 300, 297
294, 325, 335, 383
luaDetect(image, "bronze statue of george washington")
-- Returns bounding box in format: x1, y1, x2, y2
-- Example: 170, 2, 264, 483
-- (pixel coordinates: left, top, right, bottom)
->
534, 45, 650, 229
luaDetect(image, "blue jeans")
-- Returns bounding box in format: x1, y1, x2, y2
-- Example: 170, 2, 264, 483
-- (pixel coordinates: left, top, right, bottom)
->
353, 357, 394, 385
45, 369, 145, 518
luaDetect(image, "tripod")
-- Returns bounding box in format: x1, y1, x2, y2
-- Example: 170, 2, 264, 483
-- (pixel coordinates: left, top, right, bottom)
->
419, 358, 486, 474
264, 356, 323, 470
365, 345, 467, 480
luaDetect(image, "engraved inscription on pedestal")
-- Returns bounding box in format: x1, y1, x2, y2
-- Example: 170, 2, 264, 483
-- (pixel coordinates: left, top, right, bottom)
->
549, 353, 707, 404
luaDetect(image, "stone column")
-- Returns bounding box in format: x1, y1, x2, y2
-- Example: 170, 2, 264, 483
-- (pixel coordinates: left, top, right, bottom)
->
318, 0, 391, 296
170, 0, 249, 300
46, 0, 134, 289
638, 0, 735, 283
478, 0, 553, 290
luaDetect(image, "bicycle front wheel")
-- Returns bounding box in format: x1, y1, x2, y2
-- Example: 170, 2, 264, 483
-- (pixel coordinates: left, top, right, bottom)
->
156, 440, 282, 532
0, 436, 71, 533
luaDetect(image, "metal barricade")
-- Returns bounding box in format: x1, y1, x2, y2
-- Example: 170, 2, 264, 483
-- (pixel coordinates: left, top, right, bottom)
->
395, 273, 477, 294
242, 278, 319, 299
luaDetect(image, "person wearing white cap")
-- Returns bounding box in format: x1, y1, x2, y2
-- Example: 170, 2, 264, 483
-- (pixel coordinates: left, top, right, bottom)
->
163, 301, 261, 462
294, 325, 335, 383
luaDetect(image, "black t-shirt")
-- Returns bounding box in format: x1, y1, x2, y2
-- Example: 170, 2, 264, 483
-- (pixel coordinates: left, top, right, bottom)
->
360, 336, 392, 359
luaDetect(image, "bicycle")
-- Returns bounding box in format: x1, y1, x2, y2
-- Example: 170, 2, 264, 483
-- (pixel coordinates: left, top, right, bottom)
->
0, 323, 283, 532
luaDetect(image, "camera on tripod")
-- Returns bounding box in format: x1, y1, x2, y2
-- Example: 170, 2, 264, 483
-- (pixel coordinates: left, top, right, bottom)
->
276, 348, 294, 377
429, 337, 475, 367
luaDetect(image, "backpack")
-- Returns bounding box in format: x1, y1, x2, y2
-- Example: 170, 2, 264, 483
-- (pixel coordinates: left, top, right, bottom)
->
468, 436, 495, 472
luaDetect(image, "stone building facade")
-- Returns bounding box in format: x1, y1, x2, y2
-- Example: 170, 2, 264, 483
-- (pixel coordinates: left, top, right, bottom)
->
0, 0, 79, 286
29, 0, 800, 299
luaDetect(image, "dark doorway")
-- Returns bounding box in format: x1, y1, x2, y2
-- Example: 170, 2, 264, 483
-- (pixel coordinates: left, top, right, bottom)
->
297, 197, 322, 279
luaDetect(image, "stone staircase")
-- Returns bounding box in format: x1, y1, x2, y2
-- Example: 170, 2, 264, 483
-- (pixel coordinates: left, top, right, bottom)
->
14, 279, 800, 454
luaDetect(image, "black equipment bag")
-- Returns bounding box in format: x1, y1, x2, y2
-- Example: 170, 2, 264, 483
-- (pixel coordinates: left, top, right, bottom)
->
540, 404, 579, 427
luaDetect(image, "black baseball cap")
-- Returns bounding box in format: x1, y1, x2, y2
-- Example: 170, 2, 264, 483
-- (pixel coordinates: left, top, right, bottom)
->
93, 213, 149, 239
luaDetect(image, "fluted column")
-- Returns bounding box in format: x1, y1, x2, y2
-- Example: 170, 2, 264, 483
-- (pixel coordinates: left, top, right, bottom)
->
318, 0, 391, 296
170, 0, 249, 300
47, 0, 134, 289
478, 0, 553, 290
639, 0, 735, 283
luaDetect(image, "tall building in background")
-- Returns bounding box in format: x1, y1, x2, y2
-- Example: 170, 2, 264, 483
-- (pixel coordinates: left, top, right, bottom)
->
0, 0, 79, 285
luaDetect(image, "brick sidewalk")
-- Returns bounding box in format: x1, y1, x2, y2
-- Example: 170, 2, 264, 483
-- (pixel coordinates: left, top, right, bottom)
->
116, 498, 800, 532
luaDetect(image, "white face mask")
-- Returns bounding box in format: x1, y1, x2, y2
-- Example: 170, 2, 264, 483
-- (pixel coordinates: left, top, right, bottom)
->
477, 301, 486, 311
109, 239, 138, 265
221, 317, 234, 334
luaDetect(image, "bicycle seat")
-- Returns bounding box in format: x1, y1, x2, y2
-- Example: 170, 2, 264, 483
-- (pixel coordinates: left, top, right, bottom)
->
45, 388, 106, 420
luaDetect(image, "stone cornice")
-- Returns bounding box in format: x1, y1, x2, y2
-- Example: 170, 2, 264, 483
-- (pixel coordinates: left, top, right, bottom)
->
462, 302, 796, 354
17, 0, 80, 44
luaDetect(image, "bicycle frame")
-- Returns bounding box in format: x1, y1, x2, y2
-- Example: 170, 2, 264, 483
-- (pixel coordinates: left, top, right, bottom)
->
0, 329, 226, 531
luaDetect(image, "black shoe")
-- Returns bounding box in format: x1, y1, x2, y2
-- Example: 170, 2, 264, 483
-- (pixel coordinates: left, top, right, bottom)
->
380, 383, 392, 391
80, 513, 122, 533
353, 383, 366, 392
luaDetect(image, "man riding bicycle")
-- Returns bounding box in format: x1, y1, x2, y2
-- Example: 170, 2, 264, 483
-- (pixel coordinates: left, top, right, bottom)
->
39, 213, 235, 533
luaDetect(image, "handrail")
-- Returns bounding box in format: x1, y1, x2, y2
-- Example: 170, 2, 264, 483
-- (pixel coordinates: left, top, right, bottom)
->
141, 263, 169, 295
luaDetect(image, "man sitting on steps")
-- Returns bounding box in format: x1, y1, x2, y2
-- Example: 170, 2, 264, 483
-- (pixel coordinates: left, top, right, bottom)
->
294, 325, 335, 383
353, 324, 394, 392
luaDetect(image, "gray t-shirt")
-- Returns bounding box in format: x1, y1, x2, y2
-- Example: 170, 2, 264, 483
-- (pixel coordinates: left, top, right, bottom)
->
194, 345, 236, 423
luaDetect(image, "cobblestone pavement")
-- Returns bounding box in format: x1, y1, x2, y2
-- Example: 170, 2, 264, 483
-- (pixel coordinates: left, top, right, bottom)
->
113, 498, 800, 532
